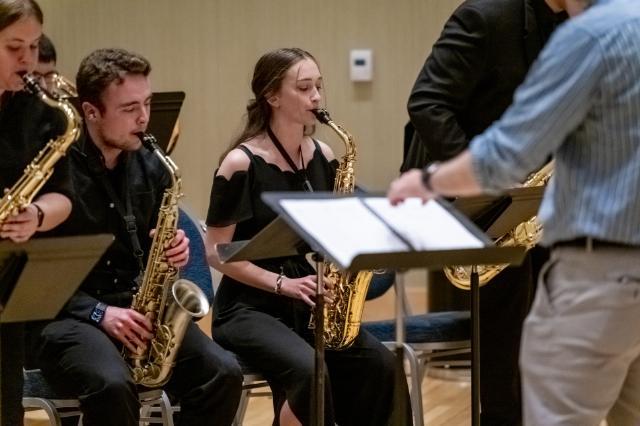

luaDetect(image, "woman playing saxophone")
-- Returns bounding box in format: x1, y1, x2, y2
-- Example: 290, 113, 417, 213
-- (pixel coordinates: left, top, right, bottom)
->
205, 47, 409, 426
0, 1, 73, 424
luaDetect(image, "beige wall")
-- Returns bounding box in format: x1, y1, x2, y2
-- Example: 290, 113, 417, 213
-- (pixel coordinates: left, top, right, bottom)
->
38, 0, 460, 217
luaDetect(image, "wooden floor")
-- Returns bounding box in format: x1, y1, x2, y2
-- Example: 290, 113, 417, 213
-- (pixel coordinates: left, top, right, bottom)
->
24, 375, 471, 426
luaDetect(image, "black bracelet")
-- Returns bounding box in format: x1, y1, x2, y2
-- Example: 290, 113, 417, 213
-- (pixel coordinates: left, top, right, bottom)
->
32, 203, 44, 228
421, 162, 440, 192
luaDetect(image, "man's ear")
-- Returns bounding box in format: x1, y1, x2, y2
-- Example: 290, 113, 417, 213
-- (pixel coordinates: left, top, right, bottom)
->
81, 102, 99, 121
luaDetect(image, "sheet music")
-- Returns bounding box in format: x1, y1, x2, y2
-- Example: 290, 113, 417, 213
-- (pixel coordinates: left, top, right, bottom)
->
280, 198, 409, 267
364, 197, 484, 251
279, 196, 484, 268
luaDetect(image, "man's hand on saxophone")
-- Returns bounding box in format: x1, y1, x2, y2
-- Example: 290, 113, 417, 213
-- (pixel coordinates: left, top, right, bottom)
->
101, 306, 153, 354
150, 227, 190, 268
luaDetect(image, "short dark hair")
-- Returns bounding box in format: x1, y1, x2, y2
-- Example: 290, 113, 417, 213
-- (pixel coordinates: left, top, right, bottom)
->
76, 48, 151, 111
38, 33, 56, 63
0, 0, 42, 32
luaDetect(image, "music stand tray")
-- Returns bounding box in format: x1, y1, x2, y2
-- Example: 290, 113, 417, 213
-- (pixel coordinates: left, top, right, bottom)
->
0, 233, 112, 425
0, 234, 113, 322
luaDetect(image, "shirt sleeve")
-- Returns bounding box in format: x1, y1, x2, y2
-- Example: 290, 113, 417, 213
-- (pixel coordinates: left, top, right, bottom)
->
39, 102, 75, 199
408, 4, 489, 161
206, 168, 253, 227
61, 289, 101, 323
470, 24, 604, 191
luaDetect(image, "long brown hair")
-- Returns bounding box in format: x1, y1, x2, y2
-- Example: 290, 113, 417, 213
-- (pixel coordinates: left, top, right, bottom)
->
219, 47, 318, 164
0, 0, 42, 32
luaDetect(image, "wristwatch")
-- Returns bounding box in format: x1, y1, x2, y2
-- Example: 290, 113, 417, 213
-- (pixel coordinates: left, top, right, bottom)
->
421, 162, 440, 192
90, 302, 108, 325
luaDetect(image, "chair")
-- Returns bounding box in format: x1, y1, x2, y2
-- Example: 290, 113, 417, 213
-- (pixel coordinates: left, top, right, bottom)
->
22, 368, 175, 426
178, 207, 271, 426
362, 271, 471, 426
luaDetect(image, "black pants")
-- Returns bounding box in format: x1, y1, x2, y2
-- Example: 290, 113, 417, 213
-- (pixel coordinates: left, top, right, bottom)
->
213, 306, 410, 426
36, 318, 243, 426
1, 323, 24, 426
428, 247, 548, 426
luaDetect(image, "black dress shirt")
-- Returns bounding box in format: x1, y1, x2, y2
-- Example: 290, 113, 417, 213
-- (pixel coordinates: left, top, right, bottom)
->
43, 131, 171, 321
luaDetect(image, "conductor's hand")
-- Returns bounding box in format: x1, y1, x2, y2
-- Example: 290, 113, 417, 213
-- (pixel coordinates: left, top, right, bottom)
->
387, 169, 433, 205
279, 274, 334, 307
149, 228, 190, 267
101, 306, 154, 354
0, 203, 40, 243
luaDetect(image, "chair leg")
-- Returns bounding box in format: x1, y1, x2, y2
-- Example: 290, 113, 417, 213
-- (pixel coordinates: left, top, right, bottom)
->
233, 388, 251, 426
23, 398, 64, 426
403, 343, 425, 426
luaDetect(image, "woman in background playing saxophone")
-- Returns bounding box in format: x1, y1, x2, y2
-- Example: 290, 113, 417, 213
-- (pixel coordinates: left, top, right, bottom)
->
205, 47, 408, 426
0, 0, 72, 424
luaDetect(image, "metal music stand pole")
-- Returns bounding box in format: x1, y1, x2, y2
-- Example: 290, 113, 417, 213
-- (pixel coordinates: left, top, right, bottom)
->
393, 271, 409, 426
314, 258, 326, 426
471, 265, 480, 425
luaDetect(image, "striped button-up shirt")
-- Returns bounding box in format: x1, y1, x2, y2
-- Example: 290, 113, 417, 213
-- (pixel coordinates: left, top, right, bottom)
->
469, 0, 640, 246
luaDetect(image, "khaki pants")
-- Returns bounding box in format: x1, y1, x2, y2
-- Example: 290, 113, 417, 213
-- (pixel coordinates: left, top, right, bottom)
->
521, 245, 640, 426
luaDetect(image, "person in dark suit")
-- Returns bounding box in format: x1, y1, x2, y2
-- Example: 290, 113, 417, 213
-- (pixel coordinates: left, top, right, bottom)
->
402, 1, 566, 425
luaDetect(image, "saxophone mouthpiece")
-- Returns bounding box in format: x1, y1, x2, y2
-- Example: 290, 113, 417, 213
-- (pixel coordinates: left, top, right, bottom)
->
312, 108, 331, 124
21, 73, 43, 95
137, 132, 160, 152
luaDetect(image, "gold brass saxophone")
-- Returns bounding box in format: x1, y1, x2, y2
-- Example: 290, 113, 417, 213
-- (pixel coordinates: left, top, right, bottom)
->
0, 74, 81, 224
443, 161, 554, 290
309, 109, 374, 350
123, 133, 210, 387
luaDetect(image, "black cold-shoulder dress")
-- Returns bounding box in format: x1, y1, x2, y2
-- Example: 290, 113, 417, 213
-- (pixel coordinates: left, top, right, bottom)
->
206, 141, 408, 426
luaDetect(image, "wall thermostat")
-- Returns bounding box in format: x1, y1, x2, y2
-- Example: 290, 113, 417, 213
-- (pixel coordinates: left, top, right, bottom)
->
350, 49, 373, 82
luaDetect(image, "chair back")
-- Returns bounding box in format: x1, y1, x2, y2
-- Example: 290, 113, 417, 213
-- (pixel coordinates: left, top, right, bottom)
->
178, 207, 214, 304
365, 269, 396, 300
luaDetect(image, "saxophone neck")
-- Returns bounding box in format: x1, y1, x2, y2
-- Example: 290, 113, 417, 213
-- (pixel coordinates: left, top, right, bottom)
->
313, 109, 356, 160
137, 132, 181, 188
22, 73, 82, 143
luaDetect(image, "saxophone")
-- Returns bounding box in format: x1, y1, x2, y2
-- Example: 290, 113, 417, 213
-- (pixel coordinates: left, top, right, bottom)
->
0, 74, 82, 224
47, 72, 78, 98
309, 109, 374, 350
443, 162, 553, 290
123, 133, 210, 387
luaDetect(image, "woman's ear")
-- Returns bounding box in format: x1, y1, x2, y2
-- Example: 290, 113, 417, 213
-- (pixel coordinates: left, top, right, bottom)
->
267, 95, 280, 108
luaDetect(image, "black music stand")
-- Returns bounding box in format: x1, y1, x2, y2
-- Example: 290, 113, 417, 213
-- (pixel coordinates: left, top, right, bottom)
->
147, 91, 185, 153
0, 234, 112, 424
219, 192, 527, 426
449, 185, 546, 424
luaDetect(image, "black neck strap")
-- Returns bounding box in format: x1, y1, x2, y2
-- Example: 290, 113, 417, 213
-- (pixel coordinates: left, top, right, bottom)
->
92, 154, 145, 270
267, 126, 313, 192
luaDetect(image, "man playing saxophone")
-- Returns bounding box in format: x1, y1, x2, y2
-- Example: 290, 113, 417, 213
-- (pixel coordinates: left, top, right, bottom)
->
0, 0, 73, 424
32, 48, 242, 426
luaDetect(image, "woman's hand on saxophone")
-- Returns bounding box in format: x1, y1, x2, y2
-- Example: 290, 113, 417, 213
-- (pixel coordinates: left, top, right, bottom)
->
0, 203, 40, 243
101, 306, 154, 353
279, 274, 335, 307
